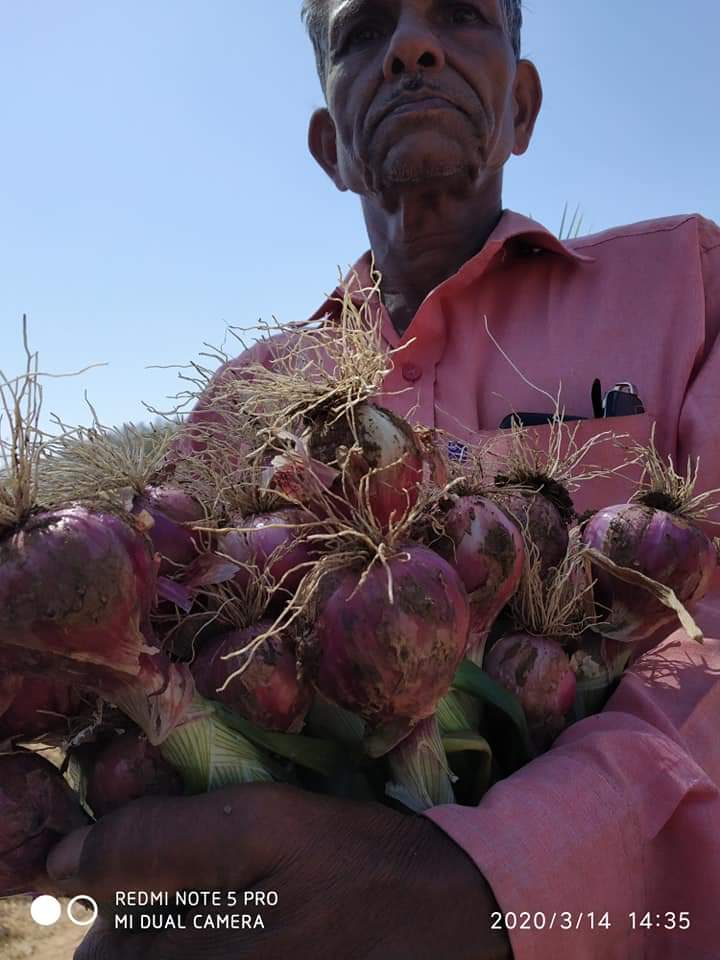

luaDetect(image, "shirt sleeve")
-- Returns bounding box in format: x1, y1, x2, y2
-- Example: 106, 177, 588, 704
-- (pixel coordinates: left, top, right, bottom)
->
425, 219, 720, 960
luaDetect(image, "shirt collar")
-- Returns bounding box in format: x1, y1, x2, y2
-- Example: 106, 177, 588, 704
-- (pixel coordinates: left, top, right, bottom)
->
306, 209, 595, 324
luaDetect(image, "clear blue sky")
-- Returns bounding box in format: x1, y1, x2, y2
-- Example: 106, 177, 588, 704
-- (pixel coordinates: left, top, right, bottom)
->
1, 1, 718, 430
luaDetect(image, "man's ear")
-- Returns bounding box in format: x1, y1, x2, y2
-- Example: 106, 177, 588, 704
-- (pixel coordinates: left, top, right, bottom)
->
511, 59, 543, 156
308, 108, 348, 191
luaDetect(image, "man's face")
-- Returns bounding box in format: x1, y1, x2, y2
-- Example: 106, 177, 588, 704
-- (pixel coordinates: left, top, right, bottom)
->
314, 0, 538, 201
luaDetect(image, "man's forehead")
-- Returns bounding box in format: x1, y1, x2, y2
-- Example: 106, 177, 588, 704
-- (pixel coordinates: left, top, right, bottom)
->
329, 0, 503, 21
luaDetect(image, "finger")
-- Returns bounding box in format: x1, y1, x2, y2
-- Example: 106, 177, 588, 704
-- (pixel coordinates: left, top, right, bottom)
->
73, 915, 155, 960
46, 783, 288, 903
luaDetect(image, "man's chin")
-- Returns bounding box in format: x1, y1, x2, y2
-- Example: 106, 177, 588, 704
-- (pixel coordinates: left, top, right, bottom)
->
366, 131, 482, 194
382, 159, 472, 185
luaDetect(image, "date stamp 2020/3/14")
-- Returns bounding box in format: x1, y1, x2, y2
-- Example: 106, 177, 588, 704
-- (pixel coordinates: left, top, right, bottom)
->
491, 911, 691, 933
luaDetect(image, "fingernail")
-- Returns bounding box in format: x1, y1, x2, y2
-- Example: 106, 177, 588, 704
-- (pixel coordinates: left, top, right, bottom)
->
47, 825, 93, 881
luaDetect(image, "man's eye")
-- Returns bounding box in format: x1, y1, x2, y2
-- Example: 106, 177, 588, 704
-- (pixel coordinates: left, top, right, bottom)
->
343, 24, 381, 51
448, 4, 484, 25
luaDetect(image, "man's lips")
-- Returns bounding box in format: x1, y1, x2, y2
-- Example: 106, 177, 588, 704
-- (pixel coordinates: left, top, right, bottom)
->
372, 93, 468, 132
387, 96, 456, 116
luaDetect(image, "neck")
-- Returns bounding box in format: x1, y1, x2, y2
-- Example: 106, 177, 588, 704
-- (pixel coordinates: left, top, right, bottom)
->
362, 183, 503, 337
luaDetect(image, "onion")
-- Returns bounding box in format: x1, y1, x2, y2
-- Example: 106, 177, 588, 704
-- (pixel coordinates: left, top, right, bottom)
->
428, 495, 525, 659
197, 508, 319, 594
309, 545, 470, 753
492, 486, 570, 576
132, 484, 206, 576
307, 403, 425, 530
0, 676, 82, 740
0, 505, 193, 744
385, 716, 456, 812
484, 633, 577, 750
192, 624, 312, 733
0, 750, 89, 896
86, 731, 184, 817
581, 503, 718, 641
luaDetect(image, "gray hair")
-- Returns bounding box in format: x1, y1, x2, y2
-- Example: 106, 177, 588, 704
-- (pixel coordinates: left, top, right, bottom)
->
301, 1, 523, 95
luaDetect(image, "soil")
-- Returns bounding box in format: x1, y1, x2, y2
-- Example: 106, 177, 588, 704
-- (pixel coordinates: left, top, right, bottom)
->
0, 897, 91, 960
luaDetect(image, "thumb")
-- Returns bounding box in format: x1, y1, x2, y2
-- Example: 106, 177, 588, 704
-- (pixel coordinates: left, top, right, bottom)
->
46, 783, 282, 903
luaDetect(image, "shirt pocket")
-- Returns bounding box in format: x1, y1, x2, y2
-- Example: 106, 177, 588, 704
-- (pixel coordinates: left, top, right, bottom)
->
476, 413, 655, 515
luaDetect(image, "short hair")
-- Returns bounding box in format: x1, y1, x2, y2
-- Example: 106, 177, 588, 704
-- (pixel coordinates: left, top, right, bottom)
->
301, 1, 523, 95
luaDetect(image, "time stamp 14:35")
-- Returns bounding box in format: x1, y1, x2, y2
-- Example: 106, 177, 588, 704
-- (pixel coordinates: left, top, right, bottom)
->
490, 911, 691, 932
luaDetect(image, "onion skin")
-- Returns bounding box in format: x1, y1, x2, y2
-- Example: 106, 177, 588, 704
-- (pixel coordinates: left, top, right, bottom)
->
484, 633, 576, 750
0, 751, 90, 896
493, 489, 569, 576
582, 504, 718, 641
0, 676, 82, 740
213, 508, 319, 594
192, 624, 312, 733
310, 545, 470, 741
0, 506, 157, 668
430, 496, 525, 653
0, 506, 194, 745
308, 403, 425, 530
132, 485, 205, 576
86, 731, 184, 817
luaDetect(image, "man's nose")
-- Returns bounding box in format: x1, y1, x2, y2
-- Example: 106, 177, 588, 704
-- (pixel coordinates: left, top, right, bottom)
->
382, 17, 446, 80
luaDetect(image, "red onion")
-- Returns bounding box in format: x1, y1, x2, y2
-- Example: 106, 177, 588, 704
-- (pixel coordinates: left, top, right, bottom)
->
132, 484, 206, 576
429, 495, 525, 659
581, 503, 718, 641
492, 487, 570, 576
192, 623, 311, 733
484, 633, 577, 750
0, 676, 82, 740
86, 731, 184, 817
307, 403, 426, 530
197, 508, 319, 594
0, 751, 89, 896
309, 545, 470, 753
0, 506, 193, 744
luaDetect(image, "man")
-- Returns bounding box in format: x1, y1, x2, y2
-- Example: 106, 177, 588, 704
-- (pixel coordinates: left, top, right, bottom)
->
48, 2, 720, 957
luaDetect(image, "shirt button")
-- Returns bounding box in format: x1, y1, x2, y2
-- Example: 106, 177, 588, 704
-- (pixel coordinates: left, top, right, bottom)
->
401, 363, 422, 382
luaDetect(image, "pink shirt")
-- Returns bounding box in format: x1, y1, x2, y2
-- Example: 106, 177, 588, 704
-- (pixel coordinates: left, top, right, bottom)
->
194, 211, 720, 959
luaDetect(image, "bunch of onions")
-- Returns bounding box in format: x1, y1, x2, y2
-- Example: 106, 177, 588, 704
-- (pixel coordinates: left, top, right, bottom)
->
484, 539, 595, 751
581, 437, 718, 643
0, 503, 277, 794
0, 750, 89, 896
0, 357, 280, 795
191, 575, 312, 734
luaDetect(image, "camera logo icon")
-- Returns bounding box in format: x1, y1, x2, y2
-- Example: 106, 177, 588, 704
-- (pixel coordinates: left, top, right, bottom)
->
30, 894, 98, 927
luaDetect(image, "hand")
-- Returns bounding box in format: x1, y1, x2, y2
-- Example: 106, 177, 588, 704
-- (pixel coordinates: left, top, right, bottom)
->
47, 783, 511, 960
